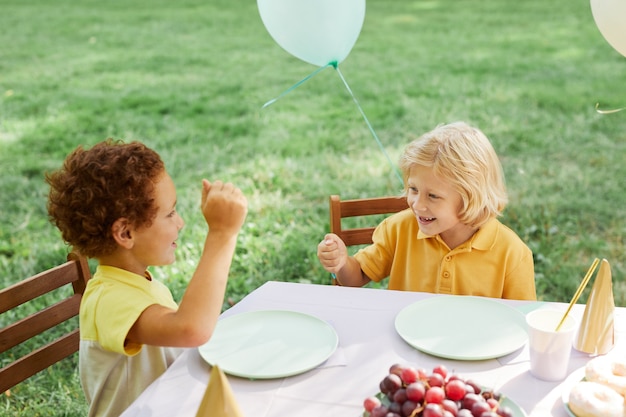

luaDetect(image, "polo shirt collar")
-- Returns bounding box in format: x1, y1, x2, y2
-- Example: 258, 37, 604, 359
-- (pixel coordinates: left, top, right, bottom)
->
469, 217, 498, 250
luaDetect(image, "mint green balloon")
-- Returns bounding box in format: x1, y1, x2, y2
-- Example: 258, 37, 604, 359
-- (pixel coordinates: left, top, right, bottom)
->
257, 0, 366, 67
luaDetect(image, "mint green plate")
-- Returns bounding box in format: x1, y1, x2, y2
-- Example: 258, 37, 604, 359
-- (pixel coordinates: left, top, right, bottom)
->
198, 310, 338, 379
395, 296, 528, 360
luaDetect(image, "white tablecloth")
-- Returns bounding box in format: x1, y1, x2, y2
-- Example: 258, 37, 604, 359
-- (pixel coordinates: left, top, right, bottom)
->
120, 281, 626, 417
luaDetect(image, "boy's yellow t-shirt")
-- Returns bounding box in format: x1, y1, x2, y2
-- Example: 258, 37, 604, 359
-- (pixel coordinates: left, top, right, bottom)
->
79, 265, 183, 417
354, 209, 537, 300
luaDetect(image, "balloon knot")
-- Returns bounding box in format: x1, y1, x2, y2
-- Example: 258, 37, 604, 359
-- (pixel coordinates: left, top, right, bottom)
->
328, 61, 338, 69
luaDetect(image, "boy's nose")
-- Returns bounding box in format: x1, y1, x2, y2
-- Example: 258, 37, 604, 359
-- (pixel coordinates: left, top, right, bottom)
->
411, 196, 426, 211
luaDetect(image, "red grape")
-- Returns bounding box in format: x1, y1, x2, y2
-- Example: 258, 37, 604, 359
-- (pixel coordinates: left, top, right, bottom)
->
382, 374, 403, 394
448, 374, 465, 382
461, 393, 483, 411
465, 380, 481, 395
390, 363, 405, 377
433, 365, 448, 380
445, 379, 466, 401
370, 405, 389, 417
401, 400, 419, 417
401, 366, 419, 384
457, 410, 474, 417
428, 372, 445, 387
364, 396, 381, 412
389, 401, 402, 415
425, 386, 445, 404
417, 368, 429, 380
471, 402, 491, 417
406, 381, 426, 403
442, 398, 459, 415
393, 388, 408, 404
380, 380, 387, 394
423, 403, 444, 417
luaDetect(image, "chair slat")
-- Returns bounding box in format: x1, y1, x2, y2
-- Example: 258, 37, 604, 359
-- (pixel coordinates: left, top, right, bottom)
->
0, 261, 82, 313
0, 295, 81, 353
340, 228, 378, 247
339, 196, 408, 218
0, 330, 79, 393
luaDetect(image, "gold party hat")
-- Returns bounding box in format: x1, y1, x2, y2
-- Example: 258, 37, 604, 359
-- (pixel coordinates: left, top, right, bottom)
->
195, 365, 244, 417
574, 258, 615, 355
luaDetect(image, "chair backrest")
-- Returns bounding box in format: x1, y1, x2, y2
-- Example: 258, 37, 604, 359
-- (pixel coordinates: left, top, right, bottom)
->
0, 252, 91, 393
329, 194, 409, 247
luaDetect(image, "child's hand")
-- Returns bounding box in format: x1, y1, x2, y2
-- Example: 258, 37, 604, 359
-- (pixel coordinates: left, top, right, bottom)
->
317, 233, 348, 274
201, 180, 248, 235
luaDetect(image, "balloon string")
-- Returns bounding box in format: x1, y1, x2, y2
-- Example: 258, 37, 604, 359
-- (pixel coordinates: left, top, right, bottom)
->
261, 61, 403, 185
334, 65, 404, 186
595, 102, 626, 114
262, 64, 333, 109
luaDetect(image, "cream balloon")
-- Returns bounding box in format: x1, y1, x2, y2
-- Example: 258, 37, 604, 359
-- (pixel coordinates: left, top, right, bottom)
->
257, 0, 366, 67
590, 0, 626, 57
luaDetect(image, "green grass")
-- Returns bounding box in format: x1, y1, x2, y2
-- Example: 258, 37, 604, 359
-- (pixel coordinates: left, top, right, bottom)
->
1, 0, 626, 414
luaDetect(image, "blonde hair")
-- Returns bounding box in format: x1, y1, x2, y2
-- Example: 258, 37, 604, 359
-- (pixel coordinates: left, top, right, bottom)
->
398, 122, 508, 228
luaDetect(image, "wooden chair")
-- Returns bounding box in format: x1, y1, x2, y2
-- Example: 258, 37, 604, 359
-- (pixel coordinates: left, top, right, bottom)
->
329, 194, 409, 246
0, 252, 91, 393
328, 194, 409, 285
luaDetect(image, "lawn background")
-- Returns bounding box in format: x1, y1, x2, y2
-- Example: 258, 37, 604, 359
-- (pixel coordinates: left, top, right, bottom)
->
1, 0, 625, 415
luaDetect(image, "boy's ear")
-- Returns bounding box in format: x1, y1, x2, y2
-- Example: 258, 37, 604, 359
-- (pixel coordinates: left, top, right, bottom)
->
111, 218, 134, 249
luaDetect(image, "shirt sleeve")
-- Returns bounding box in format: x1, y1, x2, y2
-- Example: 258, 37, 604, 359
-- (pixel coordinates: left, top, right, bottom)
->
502, 245, 537, 300
354, 217, 396, 282
94, 286, 163, 355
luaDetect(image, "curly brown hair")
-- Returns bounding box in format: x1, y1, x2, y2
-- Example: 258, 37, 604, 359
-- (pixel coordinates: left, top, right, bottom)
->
46, 139, 165, 258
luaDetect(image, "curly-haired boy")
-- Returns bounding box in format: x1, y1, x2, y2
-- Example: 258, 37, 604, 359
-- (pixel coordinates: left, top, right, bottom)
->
46, 139, 247, 416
